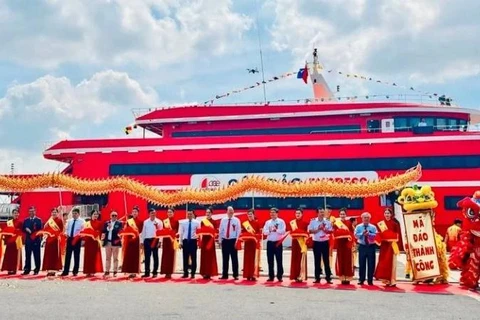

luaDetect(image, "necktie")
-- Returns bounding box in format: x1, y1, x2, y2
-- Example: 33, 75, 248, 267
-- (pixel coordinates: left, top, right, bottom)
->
70, 219, 76, 237
364, 225, 369, 245
226, 219, 231, 239
187, 221, 192, 240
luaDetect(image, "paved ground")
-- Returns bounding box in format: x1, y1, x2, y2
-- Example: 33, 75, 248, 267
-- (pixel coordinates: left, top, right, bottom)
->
1, 248, 478, 320
0, 278, 478, 320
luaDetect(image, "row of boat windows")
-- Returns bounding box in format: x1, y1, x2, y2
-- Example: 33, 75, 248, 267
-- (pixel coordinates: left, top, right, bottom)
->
149, 197, 364, 211
109, 155, 480, 176
393, 117, 467, 131
170, 117, 466, 137
171, 125, 361, 137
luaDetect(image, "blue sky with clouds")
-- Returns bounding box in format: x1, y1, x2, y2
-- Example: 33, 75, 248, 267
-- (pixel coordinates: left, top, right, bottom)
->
0, 0, 479, 174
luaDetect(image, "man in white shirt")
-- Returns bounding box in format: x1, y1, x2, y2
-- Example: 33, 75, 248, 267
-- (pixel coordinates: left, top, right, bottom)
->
61, 208, 85, 277
218, 206, 241, 280
141, 209, 163, 278
179, 210, 201, 279
308, 208, 333, 284
262, 207, 286, 282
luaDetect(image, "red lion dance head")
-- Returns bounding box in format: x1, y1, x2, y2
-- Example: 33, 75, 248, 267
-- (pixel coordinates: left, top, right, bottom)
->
450, 191, 480, 290
457, 191, 480, 236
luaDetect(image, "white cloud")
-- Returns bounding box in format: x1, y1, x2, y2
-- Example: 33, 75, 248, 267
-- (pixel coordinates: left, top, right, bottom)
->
267, 0, 480, 83
0, 0, 252, 69
0, 70, 161, 173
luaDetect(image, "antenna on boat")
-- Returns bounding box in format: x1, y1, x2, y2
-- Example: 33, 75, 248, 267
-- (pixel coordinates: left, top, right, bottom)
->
255, 0, 267, 104
310, 48, 335, 101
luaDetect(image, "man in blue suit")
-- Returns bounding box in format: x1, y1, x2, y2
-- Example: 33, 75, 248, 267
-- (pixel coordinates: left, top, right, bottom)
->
22, 206, 43, 275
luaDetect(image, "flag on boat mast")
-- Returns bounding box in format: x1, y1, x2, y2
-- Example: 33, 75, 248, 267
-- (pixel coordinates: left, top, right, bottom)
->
296, 63, 309, 84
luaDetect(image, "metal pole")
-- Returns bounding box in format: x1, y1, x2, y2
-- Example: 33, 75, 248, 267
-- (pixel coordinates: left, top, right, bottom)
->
123, 191, 128, 217
255, 0, 267, 104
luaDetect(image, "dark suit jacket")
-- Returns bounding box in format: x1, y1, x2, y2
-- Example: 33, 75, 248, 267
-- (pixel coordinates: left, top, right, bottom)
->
23, 217, 43, 244
102, 220, 123, 247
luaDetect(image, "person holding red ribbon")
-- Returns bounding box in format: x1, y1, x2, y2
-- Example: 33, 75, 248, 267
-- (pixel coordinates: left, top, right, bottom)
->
199, 207, 219, 280
141, 209, 163, 278
219, 206, 241, 280
333, 208, 355, 285
160, 208, 179, 279
22, 206, 43, 275
82, 210, 104, 277
239, 209, 261, 281
262, 207, 286, 282
120, 206, 143, 279
374, 208, 400, 287
1, 209, 23, 275
61, 208, 85, 277
102, 211, 123, 277
288, 208, 309, 283
41, 208, 64, 276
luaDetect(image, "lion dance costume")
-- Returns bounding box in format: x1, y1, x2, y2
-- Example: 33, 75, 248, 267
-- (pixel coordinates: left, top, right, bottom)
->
449, 191, 480, 290
398, 185, 449, 284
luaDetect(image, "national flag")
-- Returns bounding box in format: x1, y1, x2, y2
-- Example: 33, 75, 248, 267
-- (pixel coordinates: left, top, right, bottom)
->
297, 67, 309, 84
297, 63, 308, 83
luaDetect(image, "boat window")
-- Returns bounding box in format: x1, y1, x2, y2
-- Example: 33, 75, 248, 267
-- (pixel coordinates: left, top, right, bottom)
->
171, 125, 361, 138
394, 118, 408, 132
436, 118, 447, 130
444, 196, 466, 210
367, 120, 380, 133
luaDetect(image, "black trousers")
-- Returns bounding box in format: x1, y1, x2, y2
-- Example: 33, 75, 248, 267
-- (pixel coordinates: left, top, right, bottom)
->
358, 244, 376, 283
266, 240, 283, 280
144, 238, 159, 275
24, 240, 41, 273
63, 237, 81, 275
182, 239, 197, 276
221, 238, 239, 277
313, 240, 331, 280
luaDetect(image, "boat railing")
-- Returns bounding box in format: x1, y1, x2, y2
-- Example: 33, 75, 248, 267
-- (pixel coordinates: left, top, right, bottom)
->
130, 94, 452, 115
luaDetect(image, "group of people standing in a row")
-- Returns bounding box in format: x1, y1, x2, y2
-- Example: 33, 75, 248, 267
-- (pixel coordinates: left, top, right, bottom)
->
0, 204, 400, 286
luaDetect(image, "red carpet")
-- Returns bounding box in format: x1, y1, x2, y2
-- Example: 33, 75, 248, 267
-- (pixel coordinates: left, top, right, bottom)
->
1, 272, 477, 298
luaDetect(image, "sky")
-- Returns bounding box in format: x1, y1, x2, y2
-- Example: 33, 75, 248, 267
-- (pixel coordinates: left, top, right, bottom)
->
0, 0, 479, 175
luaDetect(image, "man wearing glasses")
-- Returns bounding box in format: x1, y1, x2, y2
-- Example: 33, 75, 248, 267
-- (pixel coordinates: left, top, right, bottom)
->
102, 211, 123, 277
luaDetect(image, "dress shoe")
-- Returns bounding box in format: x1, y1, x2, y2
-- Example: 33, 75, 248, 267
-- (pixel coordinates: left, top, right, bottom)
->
152, 274, 158, 278
22, 271, 30, 276
367, 281, 374, 285
266, 278, 274, 282
60, 273, 68, 277
181, 274, 189, 279
190, 275, 195, 279
104, 272, 110, 277
326, 280, 333, 284
142, 274, 150, 278
313, 279, 320, 284
72, 273, 78, 277
33, 271, 39, 275
165, 274, 172, 279
219, 276, 228, 280
233, 277, 239, 280
277, 278, 283, 283
358, 281, 365, 285
113, 272, 117, 277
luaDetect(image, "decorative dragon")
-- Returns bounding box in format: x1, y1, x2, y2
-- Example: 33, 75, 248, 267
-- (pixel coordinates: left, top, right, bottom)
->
398, 185, 449, 284
449, 191, 480, 290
